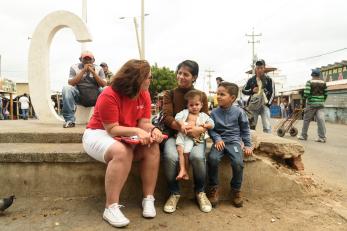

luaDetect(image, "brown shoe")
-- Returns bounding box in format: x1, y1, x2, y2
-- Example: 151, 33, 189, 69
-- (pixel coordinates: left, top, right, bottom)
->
231, 189, 243, 208
207, 186, 219, 207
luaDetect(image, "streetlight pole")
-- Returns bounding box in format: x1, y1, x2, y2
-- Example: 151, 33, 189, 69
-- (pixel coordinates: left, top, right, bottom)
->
133, 17, 142, 58
140, 0, 145, 59
81, 0, 88, 52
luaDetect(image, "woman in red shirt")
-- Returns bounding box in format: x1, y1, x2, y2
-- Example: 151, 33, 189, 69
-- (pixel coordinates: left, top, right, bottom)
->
83, 59, 163, 228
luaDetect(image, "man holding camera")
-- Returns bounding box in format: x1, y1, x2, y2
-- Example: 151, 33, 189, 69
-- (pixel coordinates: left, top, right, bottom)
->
62, 51, 106, 128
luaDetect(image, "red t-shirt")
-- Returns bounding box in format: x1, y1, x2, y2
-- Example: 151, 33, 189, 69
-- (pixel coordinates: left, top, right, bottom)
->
87, 86, 152, 129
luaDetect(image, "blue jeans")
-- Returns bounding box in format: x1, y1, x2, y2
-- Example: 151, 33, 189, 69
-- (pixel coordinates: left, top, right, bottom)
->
162, 137, 207, 194
62, 85, 81, 123
208, 143, 244, 190
0, 105, 3, 120
21, 109, 29, 119
252, 105, 271, 133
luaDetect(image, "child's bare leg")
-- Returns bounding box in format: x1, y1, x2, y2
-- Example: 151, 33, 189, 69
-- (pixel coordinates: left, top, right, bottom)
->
183, 153, 190, 180
176, 146, 189, 180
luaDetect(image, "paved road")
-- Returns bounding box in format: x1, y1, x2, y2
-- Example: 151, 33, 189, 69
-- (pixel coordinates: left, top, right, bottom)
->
267, 118, 347, 191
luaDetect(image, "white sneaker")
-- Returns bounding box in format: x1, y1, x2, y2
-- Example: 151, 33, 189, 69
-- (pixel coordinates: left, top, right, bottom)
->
196, 192, 212, 213
103, 203, 130, 227
142, 195, 156, 218
163, 194, 180, 213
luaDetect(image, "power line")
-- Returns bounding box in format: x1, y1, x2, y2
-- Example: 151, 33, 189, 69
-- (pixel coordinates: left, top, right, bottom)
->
273, 47, 347, 64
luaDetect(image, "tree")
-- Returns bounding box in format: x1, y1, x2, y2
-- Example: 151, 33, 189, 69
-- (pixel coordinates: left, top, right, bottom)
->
149, 63, 177, 101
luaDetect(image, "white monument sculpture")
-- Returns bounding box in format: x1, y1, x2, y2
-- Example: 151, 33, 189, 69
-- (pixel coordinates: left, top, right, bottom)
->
28, 11, 92, 124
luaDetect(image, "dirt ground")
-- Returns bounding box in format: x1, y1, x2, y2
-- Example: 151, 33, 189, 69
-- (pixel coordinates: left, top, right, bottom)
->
1, 185, 346, 231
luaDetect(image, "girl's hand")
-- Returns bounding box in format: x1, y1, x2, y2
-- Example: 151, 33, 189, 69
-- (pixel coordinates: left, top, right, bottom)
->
151, 127, 164, 143
215, 140, 225, 151
243, 147, 253, 156
136, 128, 152, 145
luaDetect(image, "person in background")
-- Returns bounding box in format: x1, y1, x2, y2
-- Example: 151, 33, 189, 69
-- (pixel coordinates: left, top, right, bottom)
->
100, 62, 114, 86
0, 93, 4, 120
62, 51, 106, 128
297, 69, 328, 143
19, 93, 30, 120
242, 59, 275, 133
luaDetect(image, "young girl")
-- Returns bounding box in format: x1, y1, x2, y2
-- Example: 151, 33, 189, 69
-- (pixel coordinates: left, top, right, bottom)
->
175, 90, 214, 180
207, 82, 253, 208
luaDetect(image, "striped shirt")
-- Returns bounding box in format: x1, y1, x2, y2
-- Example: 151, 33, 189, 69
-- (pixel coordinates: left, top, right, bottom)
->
303, 79, 327, 107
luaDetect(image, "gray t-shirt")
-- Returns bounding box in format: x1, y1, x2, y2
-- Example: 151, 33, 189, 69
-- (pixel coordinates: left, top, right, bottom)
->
69, 63, 106, 88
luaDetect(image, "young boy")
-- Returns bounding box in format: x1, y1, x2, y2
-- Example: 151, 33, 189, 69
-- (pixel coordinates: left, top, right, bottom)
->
207, 82, 253, 207
175, 90, 214, 180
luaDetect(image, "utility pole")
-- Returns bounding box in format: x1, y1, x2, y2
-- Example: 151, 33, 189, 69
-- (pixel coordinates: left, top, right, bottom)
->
205, 69, 215, 95
246, 27, 262, 74
81, 0, 87, 52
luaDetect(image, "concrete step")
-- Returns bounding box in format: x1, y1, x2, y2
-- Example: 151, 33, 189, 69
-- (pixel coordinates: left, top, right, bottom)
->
0, 142, 307, 202
0, 143, 90, 162
0, 120, 84, 143
0, 132, 83, 143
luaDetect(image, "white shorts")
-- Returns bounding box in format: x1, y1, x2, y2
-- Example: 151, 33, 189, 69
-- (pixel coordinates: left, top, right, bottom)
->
82, 128, 116, 163
176, 132, 194, 153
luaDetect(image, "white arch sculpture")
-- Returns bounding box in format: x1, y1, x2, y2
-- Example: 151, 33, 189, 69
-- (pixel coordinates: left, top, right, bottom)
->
28, 11, 92, 124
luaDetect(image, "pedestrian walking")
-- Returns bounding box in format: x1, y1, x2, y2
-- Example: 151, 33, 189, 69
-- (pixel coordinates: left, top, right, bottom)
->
298, 69, 328, 142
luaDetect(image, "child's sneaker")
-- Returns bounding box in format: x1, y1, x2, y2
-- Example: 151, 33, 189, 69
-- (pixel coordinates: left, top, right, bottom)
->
207, 186, 219, 207
196, 192, 212, 213
142, 195, 156, 218
163, 194, 180, 213
231, 189, 243, 208
103, 203, 129, 227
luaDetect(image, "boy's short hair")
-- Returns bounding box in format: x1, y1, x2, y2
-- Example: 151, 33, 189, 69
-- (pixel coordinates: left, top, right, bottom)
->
184, 89, 203, 102
219, 82, 239, 98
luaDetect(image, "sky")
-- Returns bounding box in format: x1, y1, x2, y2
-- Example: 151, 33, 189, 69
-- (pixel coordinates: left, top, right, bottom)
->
1, 0, 347, 92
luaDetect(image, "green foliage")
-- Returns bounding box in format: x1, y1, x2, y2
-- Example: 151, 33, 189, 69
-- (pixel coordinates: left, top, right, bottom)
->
149, 63, 177, 100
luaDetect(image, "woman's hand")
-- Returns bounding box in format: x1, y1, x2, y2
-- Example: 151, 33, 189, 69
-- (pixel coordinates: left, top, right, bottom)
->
186, 126, 204, 139
136, 128, 152, 145
215, 140, 225, 151
243, 147, 253, 156
151, 127, 164, 143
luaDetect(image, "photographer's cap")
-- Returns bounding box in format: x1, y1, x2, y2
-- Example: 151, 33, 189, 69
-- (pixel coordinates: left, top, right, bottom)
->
81, 50, 94, 59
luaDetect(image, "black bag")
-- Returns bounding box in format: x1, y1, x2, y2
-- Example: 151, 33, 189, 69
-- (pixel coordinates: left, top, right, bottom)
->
151, 110, 176, 137
77, 85, 100, 107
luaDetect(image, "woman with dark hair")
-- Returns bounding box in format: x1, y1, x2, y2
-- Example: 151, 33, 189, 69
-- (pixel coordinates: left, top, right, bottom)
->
161, 60, 212, 213
82, 59, 164, 228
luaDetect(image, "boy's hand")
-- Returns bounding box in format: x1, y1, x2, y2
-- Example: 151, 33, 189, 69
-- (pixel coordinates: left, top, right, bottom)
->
215, 140, 225, 151
243, 147, 253, 156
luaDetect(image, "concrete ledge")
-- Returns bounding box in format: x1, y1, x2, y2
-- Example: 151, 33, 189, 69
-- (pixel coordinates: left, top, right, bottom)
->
0, 156, 307, 202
